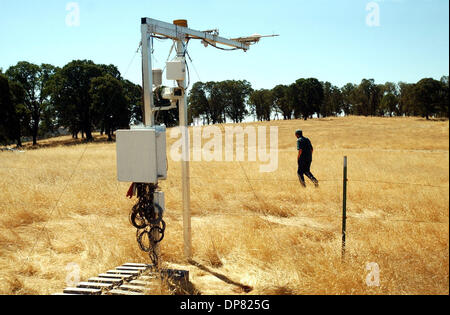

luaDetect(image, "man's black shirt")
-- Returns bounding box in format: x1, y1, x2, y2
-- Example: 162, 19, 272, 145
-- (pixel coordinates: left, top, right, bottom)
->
297, 137, 314, 161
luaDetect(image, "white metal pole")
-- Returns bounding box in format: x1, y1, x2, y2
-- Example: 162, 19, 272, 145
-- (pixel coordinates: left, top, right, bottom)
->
141, 22, 160, 268
176, 40, 192, 260
141, 24, 155, 127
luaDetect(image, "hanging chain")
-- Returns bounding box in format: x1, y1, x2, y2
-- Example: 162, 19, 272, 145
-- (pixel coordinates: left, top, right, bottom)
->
129, 183, 166, 268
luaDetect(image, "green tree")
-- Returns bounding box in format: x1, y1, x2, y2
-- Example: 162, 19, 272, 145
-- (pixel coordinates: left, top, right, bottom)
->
354, 79, 369, 116
341, 83, 357, 115
188, 82, 211, 124
292, 78, 323, 120
221, 80, 252, 123
100, 64, 122, 80
330, 85, 344, 116
379, 82, 399, 116
39, 105, 58, 136
90, 74, 130, 141
321, 82, 343, 117
414, 78, 446, 120
380, 94, 398, 117
321, 82, 333, 117
398, 82, 417, 116
38, 64, 59, 136
0, 75, 28, 146
122, 79, 144, 125
438, 76, 449, 118
352, 79, 382, 116
248, 89, 273, 121
0, 74, 19, 145
50, 60, 103, 141
5, 61, 56, 145
203, 81, 227, 124
10, 81, 28, 145
272, 84, 293, 120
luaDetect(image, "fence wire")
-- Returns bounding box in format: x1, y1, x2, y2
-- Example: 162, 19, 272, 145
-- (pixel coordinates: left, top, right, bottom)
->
169, 175, 448, 227
0, 163, 448, 228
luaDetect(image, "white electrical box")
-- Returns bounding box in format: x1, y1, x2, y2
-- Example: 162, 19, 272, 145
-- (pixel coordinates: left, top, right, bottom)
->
166, 59, 186, 81
116, 127, 167, 183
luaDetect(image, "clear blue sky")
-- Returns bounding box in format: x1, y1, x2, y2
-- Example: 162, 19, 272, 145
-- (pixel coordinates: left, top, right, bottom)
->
0, 0, 448, 89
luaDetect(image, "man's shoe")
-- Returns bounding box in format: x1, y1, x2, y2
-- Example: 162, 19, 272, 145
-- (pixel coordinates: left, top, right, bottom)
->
298, 175, 306, 187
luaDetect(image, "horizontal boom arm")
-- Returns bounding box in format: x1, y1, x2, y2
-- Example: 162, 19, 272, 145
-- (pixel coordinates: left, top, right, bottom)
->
141, 18, 250, 51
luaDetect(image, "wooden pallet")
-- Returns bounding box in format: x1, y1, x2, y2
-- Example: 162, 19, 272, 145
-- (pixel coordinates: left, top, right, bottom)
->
55, 263, 189, 296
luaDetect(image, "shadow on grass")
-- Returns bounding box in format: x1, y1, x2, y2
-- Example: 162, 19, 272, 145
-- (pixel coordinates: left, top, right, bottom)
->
415, 117, 449, 122
166, 277, 201, 296
18, 135, 116, 151
188, 259, 253, 294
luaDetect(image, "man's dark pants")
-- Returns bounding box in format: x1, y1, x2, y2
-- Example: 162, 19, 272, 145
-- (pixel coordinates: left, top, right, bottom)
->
297, 158, 318, 187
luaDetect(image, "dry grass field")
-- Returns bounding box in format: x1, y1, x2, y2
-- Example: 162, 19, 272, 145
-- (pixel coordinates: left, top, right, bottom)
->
0, 116, 448, 295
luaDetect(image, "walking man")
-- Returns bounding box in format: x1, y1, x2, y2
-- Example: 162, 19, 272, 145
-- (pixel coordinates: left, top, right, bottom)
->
296, 130, 319, 187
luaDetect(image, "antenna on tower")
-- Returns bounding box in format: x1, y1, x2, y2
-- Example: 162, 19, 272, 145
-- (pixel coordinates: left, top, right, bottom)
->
231, 33, 280, 44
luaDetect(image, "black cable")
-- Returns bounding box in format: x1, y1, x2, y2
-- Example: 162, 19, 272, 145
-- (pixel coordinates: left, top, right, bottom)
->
154, 87, 162, 125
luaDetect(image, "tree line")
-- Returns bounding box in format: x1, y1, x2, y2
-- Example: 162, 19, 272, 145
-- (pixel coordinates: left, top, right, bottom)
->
0, 60, 177, 146
188, 76, 449, 123
1, 59, 448, 146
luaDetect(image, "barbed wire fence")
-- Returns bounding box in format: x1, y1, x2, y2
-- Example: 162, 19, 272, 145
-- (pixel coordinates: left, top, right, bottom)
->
1, 171, 447, 224
1, 167, 447, 213
181, 159, 449, 259
164, 175, 448, 265
1, 151, 448, 262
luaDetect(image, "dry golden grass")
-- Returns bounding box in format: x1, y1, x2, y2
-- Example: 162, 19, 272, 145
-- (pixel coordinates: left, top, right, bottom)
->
0, 116, 448, 295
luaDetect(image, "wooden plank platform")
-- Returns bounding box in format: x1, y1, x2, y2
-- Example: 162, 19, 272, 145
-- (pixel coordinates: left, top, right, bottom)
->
123, 263, 152, 268
98, 273, 133, 281
116, 266, 147, 272
107, 269, 140, 276
88, 277, 123, 286
109, 289, 144, 296
63, 287, 102, 295
77, 282, 114, 290
57, 263, 189, 295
